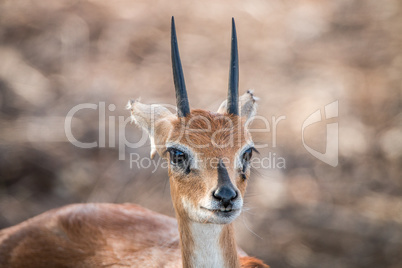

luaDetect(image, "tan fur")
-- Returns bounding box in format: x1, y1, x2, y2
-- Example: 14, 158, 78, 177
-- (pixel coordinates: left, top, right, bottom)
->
0, 204, 267, 268
240, 256, 270, 268
166, 110, 250, 216
0, 204, 182, 268
0, 93, 269, 267
149, 109, 255, 267
220, 224, 241, 268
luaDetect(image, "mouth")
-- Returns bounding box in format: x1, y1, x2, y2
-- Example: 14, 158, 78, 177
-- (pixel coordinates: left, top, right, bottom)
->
201, 206, 240, 217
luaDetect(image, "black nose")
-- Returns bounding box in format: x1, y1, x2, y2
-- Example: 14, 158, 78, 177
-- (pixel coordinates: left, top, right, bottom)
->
213, 186, 238, 207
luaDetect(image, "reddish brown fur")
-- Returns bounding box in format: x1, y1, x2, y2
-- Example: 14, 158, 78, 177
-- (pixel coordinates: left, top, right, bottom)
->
0, 204, 267, 268
0, 107, 269, 267
155, 110, 255, 267
220, 224, 241, 268
240, 256, 270, 268
170, 110, 248, 153
0, 204, 181, 268
174, 215, 194, 267
165, 110, 250, 212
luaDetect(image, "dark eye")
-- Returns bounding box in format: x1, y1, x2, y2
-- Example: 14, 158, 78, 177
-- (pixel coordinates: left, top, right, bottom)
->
241, 147, 256, 174
168, 149, 188, 166
242, 148, 253, 163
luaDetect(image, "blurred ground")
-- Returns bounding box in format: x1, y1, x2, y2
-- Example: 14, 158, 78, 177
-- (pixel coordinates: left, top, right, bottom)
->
0, 0, 401, 267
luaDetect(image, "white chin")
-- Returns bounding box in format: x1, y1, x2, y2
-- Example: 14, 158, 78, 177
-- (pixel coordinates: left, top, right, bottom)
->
194, 209, 241, 224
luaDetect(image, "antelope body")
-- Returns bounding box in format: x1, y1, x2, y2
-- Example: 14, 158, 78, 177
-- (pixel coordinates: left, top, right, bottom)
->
0, 17, 268, 268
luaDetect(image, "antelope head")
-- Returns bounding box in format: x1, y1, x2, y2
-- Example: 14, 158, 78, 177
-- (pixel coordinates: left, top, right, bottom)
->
127, 17, 258, 225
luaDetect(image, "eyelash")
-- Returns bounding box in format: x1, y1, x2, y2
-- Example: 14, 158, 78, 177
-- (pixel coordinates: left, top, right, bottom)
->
165, 146, 257, 177
240, 147, 258, 178
166, 148, 191, 174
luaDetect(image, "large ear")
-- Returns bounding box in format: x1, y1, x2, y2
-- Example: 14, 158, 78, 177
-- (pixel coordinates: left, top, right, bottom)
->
217, 90, 258, 121
127, 99, 175, 159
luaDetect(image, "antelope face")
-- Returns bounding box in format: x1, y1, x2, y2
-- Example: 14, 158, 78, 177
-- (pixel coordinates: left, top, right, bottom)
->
128, 17, 258, 225
166, 110, 256, 224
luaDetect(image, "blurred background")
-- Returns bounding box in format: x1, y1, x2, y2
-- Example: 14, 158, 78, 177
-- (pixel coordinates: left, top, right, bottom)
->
0, 0, 401, 267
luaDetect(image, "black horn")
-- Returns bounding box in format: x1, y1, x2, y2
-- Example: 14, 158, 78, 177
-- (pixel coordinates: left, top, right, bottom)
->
227, 18, 239, 115
171, 16, 190, 117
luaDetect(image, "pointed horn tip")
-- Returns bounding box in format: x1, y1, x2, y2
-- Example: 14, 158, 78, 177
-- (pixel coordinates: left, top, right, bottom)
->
227, 17, 239, 116
170, 15, 190, 117
231, 18, 237, 39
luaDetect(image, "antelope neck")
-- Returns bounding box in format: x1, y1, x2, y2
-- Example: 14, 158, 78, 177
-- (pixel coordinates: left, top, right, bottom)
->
178, 219, 240, 268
